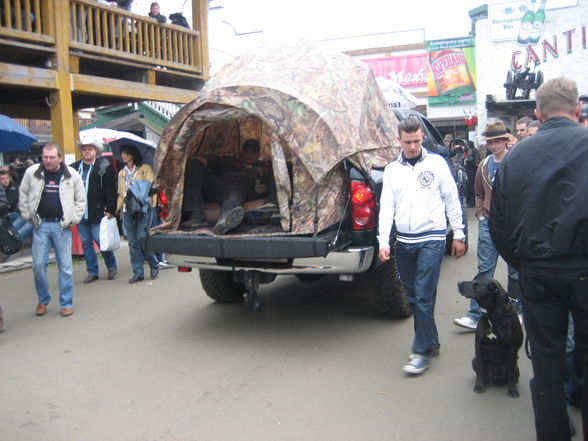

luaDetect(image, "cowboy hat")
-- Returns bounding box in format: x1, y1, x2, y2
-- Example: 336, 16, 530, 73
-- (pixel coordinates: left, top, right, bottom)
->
76, 139, 104, 156
481, 121, 510, 141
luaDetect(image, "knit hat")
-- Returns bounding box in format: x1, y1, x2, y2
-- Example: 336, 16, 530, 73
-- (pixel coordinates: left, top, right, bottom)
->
443, 134, 453, 142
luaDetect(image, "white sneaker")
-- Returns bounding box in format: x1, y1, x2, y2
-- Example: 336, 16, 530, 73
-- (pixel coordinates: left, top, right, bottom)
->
403, 354, 429, 375
158, 261, 174, 269
453, 316, 478, 330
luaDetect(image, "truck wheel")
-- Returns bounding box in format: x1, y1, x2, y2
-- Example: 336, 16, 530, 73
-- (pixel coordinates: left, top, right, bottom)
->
295, 274, 323, 283
199, 270, 245, 303
370, 260, 412, 318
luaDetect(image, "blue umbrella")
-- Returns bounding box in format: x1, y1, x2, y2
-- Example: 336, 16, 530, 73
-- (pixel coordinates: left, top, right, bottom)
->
0, 114, 37, 152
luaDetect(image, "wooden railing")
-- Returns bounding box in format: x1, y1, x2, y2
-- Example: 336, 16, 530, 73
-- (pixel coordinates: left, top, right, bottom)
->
69, 0, 202, 72
0, 0, 54, 44
0, 0, 203, 74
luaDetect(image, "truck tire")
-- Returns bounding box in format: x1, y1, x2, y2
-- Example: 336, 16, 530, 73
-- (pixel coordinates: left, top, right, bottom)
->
370, 259, 412, 318
199, 270, 245, 303
295, 274, 323, 283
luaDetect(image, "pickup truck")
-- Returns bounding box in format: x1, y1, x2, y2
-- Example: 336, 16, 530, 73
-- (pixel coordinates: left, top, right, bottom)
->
144, 41, 465, 317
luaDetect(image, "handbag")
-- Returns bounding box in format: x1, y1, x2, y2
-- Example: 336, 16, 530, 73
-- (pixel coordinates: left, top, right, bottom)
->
0, 216, 23, 255
125, 190, 142, 216
99, 216, 121, 252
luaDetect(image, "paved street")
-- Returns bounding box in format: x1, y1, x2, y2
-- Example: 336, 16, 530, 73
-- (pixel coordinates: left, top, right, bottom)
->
0, 210, 583, 441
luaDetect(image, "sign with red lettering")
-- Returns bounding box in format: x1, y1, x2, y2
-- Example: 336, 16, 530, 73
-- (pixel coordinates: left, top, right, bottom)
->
361, 54, 427, 88
427, 37, 477, 106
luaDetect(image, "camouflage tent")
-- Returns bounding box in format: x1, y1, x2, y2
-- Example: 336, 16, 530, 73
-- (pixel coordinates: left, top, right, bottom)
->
155, 40, 400, 234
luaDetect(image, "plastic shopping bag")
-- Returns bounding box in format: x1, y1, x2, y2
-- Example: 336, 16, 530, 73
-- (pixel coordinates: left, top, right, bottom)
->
99, 216, 121, 252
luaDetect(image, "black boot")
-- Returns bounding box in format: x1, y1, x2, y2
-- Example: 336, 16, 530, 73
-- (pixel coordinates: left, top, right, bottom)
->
180, 211, 208, 229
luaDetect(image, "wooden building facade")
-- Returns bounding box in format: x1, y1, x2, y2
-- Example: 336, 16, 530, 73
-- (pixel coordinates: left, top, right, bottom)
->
0, 0, 209, 156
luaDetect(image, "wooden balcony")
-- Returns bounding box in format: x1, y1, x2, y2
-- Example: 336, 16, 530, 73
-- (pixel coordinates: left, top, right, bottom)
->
0, 0, 208, 154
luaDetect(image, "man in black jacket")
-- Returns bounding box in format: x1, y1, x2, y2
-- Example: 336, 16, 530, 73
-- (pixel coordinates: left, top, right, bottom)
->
490, 76, 588, 441
148, 2, 166, 24
70, 140, 118, 283
0, 182, 9, 330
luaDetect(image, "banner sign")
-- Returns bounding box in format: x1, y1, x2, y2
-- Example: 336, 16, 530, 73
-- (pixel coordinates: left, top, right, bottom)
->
489, 0, 578, 42
361, 54, 428, 88
426, 37, 477, 106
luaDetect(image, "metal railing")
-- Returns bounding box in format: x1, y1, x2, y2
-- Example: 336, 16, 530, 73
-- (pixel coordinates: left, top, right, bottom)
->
0, 0, 203, 74
143, 100, 182, 120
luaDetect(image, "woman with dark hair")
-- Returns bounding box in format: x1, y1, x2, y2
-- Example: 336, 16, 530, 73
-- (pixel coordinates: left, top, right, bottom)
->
116, 144, 159, 283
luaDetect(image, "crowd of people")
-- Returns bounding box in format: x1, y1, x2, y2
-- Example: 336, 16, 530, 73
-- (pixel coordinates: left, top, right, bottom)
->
0, 76, 586, 441
0, 138, 173, 321
96, 1, 191, 28
376, 77, 586, 441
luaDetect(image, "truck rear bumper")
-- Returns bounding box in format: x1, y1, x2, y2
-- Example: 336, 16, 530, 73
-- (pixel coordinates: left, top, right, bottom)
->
165, 246, 375, 275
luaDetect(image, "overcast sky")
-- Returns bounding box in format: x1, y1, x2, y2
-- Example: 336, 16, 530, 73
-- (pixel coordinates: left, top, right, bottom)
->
132, 0, 508, 41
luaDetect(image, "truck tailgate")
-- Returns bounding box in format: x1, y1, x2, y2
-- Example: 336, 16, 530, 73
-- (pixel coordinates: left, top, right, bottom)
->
144, 233, 333, 259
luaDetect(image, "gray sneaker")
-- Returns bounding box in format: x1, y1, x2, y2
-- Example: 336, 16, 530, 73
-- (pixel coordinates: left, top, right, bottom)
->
213, 206, 244, 235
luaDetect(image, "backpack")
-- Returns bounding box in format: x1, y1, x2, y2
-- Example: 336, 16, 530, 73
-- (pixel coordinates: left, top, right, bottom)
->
0, 216, 22, 255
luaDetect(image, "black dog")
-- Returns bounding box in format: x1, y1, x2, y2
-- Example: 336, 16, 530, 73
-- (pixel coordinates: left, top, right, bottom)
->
169, 13, 190, 29
457, 276, 524, 398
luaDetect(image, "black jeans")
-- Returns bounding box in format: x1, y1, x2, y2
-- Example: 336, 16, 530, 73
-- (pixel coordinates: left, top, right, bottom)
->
183, 159, 221, 220
183, 159, 262, 216
519, 264, 588, 441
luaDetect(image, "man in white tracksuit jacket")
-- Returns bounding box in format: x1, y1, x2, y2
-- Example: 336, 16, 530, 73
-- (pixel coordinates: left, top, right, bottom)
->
378, 116, 466, 375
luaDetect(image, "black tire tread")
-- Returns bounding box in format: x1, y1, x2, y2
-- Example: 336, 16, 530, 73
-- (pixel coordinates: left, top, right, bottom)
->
199, 270, 244, 303
370, 259, 412, 318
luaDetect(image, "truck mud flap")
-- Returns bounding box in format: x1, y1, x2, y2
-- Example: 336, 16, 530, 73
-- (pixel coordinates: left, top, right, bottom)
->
144, 233, 331, 259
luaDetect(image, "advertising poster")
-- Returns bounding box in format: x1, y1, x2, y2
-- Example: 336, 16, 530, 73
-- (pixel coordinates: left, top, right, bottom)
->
361, 54, 428, 88
426, 37, 477, 106
489, 0, 577, 42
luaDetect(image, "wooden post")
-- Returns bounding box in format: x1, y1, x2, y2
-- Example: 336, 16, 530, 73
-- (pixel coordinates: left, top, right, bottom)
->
49, 0, 76, 158
192, 0, 209, 79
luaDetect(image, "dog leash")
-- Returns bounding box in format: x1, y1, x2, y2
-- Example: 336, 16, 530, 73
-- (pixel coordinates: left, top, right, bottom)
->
525, 336, 532, 359
504, 296, 532, 359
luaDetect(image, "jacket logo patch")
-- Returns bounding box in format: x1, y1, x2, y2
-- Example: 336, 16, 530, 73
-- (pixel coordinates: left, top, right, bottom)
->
417, 170, 434, 188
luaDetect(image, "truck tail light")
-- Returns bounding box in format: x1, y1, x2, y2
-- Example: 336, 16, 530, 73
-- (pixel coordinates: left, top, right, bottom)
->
158, 190, 169, 221
178, 266, 192, 272
350, 181, 376, 230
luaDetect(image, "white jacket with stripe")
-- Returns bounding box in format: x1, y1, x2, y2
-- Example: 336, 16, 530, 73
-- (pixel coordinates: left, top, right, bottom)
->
378, 148, 465, 248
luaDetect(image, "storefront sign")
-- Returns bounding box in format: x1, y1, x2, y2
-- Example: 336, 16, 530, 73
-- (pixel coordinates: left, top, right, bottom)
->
511, 25, 588, 70
361, 54, 427, 88
426, 37, 477, 106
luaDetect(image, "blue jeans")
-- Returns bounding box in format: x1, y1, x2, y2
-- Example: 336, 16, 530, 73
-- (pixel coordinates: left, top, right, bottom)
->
124, 211, 158, 278
8, 212, 33, 241
77, 218, 117, 277
468, 220, 522, 320
395, 240, 445, 356
32, 221, 74, 308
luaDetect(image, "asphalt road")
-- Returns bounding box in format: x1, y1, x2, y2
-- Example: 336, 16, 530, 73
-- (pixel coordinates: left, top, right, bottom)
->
0, 210, 583, 441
